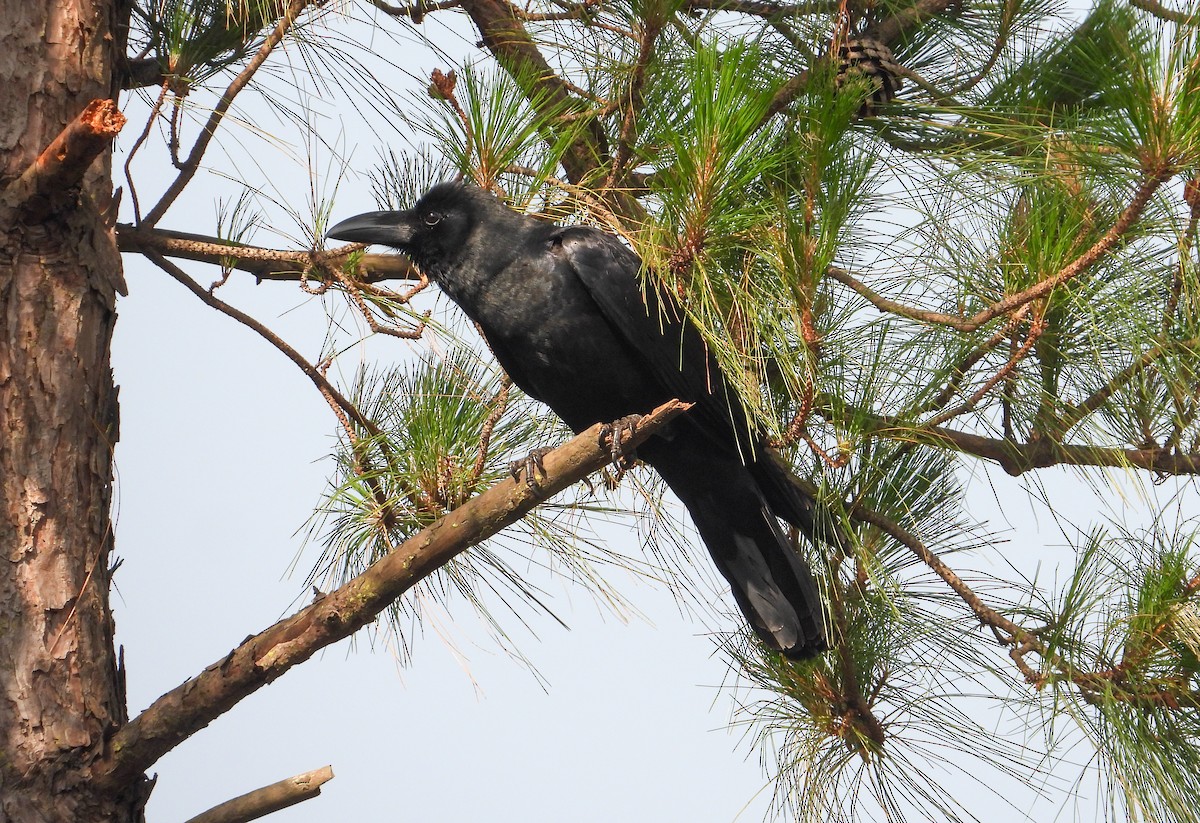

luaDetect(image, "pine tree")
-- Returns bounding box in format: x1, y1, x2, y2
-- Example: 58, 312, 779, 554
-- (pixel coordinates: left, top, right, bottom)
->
4, 0, 1200, 819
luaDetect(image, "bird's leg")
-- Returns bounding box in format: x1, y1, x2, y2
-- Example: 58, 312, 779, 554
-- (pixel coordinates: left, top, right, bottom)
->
509, 447, 553, 490
599, 414, 644, 468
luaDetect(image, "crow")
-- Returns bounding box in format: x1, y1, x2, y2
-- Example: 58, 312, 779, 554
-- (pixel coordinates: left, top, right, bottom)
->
328, 181, 829, 658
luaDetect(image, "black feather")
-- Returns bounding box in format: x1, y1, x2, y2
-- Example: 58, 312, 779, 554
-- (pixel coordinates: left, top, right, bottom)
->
328, 181, 831, 658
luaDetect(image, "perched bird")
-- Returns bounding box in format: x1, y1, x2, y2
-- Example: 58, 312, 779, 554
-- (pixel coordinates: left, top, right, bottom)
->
328, 181, 830, 658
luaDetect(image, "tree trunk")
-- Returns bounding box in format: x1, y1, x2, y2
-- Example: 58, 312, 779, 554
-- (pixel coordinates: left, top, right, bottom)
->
0, 1, 143, 819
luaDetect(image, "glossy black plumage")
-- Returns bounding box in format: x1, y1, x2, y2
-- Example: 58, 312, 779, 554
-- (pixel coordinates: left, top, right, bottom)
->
328, 182, 829, 658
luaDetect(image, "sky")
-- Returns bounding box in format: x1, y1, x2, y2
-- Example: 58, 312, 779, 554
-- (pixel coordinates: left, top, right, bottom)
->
107, 2, 1188, 821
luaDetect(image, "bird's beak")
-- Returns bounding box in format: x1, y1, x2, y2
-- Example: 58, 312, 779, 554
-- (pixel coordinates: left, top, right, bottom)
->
326, 211, 416, 248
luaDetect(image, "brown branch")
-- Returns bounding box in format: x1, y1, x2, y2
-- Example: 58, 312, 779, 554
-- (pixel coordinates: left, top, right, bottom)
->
156, 249, 419, 536
825, 266, 979, 329
144, 251, 377, 435
765, 69, 811, 120
860, 0, 958, 44
369, 0, 464, 21
847, 500, 1029, 639
926, 312, 1047, 427
683, 0, 829, 50
322, 256, 430, 340
92, 400, 691, 791
123, 84, 171, 224
472, 379, 513, 481
504, 0, 633, 35
1, 99, 126, 223
117, 224, 421, 283
919, 306, 1031, 414
459, 0, 610, 186
825, 553, 885, 750
1053, 337, 1200, 438
829, 168, 1171, 333
955, 168, 1172, 330
842, 465, 1200, 708
841, 404, 1200, 476
608, 19, 664, 190
184, 766, 334, 823
1129, 0, 1198, 24
142, 0, 316, 226
684, 0, 836, 15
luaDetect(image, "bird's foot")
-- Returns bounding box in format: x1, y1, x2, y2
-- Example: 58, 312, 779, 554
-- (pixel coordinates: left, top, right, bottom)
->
601, 464, 631, 490
509, 447, 553, 490
599, 414, 643, 467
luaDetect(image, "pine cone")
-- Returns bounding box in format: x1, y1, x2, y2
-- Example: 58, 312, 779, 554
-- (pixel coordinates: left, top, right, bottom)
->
836, 38, 904, 115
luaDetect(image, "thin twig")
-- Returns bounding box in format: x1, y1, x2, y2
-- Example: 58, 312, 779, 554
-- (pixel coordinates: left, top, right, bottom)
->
142, 0, 315, 226
847, 500, 1028, 638
369, 0, 463, 21
607, 18, 663, 190
1052, 337, 1200, 438
325, 255, 431, 339
925, 312, 1047, 427
472, 378, 513, 481
123, 84, 170, 224
845, 482, 1200, 707
144, 251, 375, 434
1129, 0, 1198, 24
919, 306, 1031, 414
824, 552, 886, 750
829, 168, 1171, 333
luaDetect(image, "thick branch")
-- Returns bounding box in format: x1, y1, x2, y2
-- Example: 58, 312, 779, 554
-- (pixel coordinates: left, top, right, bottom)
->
1, 99, 126, 223
861, 0, 958, 44
458, 0, 609, 186
118, 224, 420, 283
92, 400, 690, 791
184, 766, 334, 823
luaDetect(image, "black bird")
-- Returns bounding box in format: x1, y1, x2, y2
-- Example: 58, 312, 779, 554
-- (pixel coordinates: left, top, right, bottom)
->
328, 182, 829, 658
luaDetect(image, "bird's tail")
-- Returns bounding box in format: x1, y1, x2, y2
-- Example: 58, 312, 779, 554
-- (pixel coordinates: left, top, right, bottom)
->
642, 438, 828, 659
750, 447, 852, 552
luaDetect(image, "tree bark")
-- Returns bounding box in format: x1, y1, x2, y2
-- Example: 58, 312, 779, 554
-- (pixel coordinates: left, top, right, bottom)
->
0, 1, 143, 820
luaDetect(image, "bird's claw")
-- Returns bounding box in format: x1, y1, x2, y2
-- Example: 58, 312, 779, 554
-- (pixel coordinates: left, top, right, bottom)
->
509, 447, 553, 490
599, 414, 643, 467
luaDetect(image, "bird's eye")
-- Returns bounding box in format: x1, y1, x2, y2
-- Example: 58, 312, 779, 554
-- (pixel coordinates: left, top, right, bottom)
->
423, 212, 442, 226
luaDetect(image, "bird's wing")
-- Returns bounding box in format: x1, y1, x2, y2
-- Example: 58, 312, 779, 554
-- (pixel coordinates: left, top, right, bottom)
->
554, 226, 756, 449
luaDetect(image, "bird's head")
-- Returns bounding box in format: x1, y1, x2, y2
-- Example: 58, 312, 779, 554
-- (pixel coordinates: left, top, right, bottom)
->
326, 181, 496, 279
